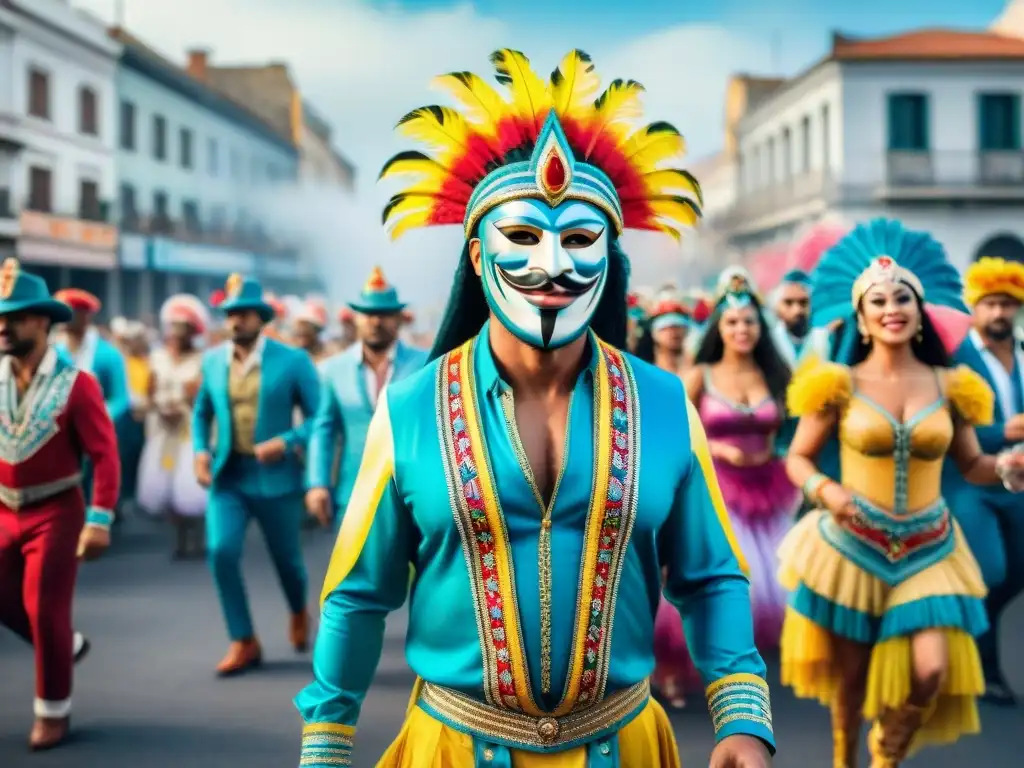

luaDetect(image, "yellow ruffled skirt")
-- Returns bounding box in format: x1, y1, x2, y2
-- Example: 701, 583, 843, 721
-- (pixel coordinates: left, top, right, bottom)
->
377, 686, 679, 767
777, 510, 988, 754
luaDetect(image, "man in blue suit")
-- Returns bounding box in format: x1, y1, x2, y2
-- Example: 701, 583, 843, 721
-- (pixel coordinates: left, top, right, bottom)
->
944, 257, 1024, 706
192, 274, 320, 677
304, 267, 427, 527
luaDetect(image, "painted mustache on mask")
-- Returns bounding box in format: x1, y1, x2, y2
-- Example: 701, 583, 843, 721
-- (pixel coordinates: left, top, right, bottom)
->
497, 266, 600, 295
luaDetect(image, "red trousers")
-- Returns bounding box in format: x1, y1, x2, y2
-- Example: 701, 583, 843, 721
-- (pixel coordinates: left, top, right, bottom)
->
0, 490, 83, 715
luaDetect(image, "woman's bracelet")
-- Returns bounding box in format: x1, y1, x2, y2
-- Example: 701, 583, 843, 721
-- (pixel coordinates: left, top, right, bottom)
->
802, 472, 831, 504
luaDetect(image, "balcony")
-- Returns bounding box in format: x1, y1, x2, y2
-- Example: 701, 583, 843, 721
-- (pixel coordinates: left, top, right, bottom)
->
125, 214, 298, 258
716, 170, 837, 233
883, 150, 1024, 198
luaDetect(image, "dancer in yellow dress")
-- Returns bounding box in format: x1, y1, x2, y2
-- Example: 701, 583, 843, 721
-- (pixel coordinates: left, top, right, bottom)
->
777, 219, 1024, 767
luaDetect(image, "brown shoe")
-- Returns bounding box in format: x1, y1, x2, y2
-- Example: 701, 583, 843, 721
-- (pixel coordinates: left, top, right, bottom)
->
215, 638, 262, 677
290, 611, 310, 653
29, 716, 69, 751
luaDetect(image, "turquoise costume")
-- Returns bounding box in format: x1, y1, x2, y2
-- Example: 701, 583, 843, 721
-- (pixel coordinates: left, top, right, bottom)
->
192, 277, 321, 642
296, 49, 773, 768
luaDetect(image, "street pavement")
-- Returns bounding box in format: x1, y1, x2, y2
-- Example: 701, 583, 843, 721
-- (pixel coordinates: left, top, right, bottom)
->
1, 515, 1021, 767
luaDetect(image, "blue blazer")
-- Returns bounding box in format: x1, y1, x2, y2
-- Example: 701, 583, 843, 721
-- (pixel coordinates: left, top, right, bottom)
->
307, 341, 428, 509
942, 337, 1016, 503
192, 337, 320, 496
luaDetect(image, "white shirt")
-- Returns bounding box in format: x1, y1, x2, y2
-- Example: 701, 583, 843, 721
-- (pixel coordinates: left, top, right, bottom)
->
359, 342, 396, 408
969, 329, 1024, 421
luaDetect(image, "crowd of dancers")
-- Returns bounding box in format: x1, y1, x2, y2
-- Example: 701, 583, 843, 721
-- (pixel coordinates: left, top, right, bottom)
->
2, 45, 1024, 768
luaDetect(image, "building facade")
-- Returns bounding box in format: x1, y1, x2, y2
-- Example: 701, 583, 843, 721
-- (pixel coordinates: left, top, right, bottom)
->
113, 30, 314, 320
301, 101, 355, 190
714, 29, 1024, 273
0, 0, 120, 315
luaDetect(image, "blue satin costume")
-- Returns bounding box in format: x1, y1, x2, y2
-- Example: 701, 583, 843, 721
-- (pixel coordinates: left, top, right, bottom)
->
308, 340, 427, 525
57, 329, 130, 506
192, 336, 321, 640
295, 324, 774, 766
943, 334, 1024, 678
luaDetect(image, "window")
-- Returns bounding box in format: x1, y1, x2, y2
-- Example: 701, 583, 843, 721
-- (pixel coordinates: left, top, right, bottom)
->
751, 146, 761, 189
120, 101, 136, 150
27, 68, 49, 120
766, 137, 776, 185
180, 127, 193, 169
182, 200, 200, 232
153, 114, 167, 161
79, 179, 101, 221
210, 204, 227, 232
207, 137, 219, 176
887, 93, 929, 151
979, 93, 1021, 151
28, 167, 52, 212
120, 183, 137, 228
781, 127, 792, 181
78, 86, 98, 136
153, 190, 170, 232
800, 115, 811, 173
821, 104, 831, 169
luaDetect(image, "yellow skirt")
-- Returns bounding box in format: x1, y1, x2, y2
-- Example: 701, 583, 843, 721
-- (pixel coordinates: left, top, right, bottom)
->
778, 511, 987, 754
377, 691, 679, 767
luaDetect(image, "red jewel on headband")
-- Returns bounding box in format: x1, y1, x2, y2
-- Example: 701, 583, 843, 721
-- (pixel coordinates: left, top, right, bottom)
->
876, 256, 893, 268
542, 152, 567, 194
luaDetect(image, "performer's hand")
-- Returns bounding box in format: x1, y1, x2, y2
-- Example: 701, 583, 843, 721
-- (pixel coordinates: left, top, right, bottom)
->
254, 437, 287, 464
709, 735, 772, 768
183, 379, 200, 401
194, 452, 213, 487
305, 488, 332, 527
77, 525, 110, 561
819, 481, 857, 522
711, 442, 746, 466
1006, 415, 1024, 442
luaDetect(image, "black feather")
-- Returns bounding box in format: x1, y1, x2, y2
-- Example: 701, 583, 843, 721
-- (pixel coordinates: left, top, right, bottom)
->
378, 150, 432, 180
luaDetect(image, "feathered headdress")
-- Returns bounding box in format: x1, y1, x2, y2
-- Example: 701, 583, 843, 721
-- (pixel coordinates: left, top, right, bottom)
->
379, 49, 703, 241
963, 256, 1024, 306
712, 266, 761, 307
812, 218, 970, 356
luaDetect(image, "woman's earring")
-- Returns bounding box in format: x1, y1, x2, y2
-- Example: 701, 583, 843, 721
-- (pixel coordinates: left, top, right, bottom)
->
916, 323, 923, 342
858, 324, 870, 345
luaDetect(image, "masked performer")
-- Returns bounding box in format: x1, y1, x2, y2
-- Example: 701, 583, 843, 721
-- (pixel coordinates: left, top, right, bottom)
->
295, 49, 774, 768
0, 260, 119, 750
779, 219, 1024, 767
138, 294, 209, 558
682, 276, 797, 651
943, 256, 1024, 706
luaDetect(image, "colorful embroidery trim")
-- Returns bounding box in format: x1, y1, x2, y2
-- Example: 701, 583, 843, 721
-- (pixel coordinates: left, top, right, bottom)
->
437, 336, 640, 714
0, 367, 77, 464
706, 673, 774, 736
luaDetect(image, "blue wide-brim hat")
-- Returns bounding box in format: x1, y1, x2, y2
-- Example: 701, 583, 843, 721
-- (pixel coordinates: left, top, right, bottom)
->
348, 266, 406, 315
218, 275, 275, 322
0, 260, 72, 323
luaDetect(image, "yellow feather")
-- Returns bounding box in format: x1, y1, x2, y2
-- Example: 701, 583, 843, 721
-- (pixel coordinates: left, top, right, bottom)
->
583, 79, 646, 157
396, 106, 473, 161
650, 198, 700, 229
621, 123, 686, 172
430, 71, 509, 135
387, 210, 432, 241
550, 50, 600, 117
378, 154, 448, 188
642, 169, 701, 200
489, 49, 551, 131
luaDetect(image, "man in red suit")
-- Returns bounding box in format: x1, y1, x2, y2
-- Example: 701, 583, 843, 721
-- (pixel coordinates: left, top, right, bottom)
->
0, 259, 120, 751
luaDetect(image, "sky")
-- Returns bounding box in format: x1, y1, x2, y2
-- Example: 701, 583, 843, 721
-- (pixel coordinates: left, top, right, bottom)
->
75, 0, 1016, 309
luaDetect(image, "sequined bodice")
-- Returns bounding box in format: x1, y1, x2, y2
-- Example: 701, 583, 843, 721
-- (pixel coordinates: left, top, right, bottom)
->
839, 395, 952, 513
698, 387, 781, 455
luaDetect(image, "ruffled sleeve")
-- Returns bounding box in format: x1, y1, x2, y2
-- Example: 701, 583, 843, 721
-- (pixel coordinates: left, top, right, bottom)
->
786, 355, 853, 417
946, 365, 995, 427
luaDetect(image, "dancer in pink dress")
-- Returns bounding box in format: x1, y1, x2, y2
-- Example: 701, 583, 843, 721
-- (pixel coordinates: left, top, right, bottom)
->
682, 278, 799, 650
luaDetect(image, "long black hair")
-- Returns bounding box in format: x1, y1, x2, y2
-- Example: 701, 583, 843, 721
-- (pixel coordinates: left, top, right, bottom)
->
428, 238, 632, 361
632, 317, 655, 363
848, 293, 952, 367
694, 295, 791, 403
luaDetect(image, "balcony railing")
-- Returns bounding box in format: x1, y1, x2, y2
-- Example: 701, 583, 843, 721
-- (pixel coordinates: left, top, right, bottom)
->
719, 170, 836, 226
886, 150, 1024, 187
123, 214, 297, 256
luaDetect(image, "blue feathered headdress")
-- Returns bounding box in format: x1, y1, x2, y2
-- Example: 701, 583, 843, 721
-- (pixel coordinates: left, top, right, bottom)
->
811, 218, 966, 328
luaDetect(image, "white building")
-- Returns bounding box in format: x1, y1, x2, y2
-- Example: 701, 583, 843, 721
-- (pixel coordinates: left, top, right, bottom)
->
717, 27, 1024, 272
301, 101, 355, 191
0, 0, 121, 308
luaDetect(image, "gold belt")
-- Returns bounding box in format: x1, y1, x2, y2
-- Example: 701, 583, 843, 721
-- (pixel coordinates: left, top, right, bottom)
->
418, 679, 649, 751
0, 473, 83, 511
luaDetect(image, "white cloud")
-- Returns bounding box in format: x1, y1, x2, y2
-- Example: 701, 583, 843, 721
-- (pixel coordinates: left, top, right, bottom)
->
75, 0, 814, 307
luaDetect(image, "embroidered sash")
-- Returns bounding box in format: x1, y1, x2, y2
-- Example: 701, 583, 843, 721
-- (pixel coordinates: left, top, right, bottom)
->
0, 362, 78, 465
436, 336, 640, 715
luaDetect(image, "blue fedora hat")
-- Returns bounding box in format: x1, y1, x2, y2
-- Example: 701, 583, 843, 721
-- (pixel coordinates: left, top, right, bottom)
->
348, 266, 407, 315
0, 258, 72, 323
217, 273, 275, 322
